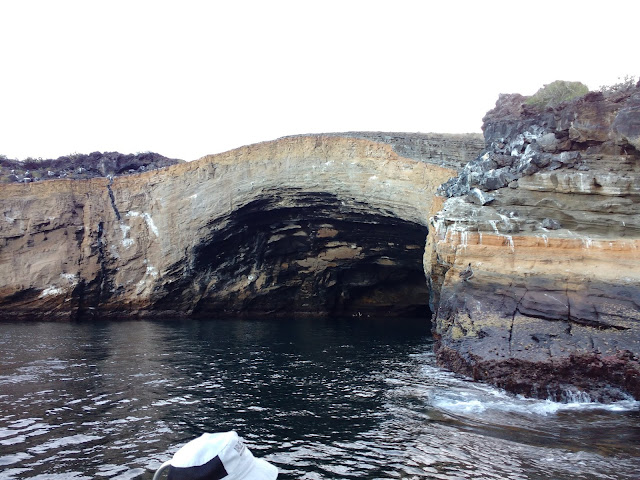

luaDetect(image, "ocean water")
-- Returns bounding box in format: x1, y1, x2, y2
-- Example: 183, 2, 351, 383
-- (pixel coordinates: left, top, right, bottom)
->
0, 318, 638, 479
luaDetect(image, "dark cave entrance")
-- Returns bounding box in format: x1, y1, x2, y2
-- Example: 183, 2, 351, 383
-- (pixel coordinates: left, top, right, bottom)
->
179, 192, 432, 323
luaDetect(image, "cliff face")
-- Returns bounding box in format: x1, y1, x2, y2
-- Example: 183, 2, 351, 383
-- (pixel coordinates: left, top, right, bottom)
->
426, 85, 640, 401
0, 134, 483, 320
3, 88, 639, 401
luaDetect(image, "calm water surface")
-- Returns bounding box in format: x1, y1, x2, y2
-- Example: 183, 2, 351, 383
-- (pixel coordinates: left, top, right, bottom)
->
0, 318, 638, 479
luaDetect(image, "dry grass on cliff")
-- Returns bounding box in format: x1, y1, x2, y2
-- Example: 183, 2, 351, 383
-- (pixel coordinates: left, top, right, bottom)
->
599, 74, 638, 96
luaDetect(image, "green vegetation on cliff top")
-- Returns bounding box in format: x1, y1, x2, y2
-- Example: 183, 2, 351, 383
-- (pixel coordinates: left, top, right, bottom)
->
525, 80, 589, 109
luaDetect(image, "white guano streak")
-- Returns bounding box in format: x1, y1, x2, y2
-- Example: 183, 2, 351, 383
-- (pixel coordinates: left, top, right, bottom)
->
126, 211, 160, 237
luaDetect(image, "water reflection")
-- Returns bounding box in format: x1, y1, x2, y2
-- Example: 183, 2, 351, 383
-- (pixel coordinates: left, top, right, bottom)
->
0, 318, 638, 480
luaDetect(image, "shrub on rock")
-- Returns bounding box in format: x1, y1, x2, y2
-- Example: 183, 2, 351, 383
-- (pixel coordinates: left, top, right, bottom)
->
525, 80, 589, 109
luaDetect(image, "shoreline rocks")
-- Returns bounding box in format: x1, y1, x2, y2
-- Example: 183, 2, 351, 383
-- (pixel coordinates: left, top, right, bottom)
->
426, 82, 640, 401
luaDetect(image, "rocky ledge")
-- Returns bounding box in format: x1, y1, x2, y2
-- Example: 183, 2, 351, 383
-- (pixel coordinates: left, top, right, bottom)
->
0, 151, 182, 183
426, 81, 640, 401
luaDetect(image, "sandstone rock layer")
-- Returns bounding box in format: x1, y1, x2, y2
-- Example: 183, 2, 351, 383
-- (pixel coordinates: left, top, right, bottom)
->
0, 134, 482, 320
427, 85, 640, 401
3, 86, 639, 402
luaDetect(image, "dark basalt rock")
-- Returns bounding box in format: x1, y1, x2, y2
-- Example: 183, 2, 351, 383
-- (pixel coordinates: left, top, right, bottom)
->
438, 83, 640, 197
434, 276, 640, 402
541, 218, 561, 230
0, 151, 182, 182
152, 191, 432, 320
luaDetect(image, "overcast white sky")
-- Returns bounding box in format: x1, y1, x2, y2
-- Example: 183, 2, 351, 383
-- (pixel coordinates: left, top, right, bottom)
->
1, 1, 638, 161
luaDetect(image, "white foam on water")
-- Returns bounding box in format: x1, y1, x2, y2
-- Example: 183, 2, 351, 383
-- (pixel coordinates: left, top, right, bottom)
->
27, 434, 103, 455
433, 392, 640, 416
419, 360, 640, 417
0, 451, 32, 467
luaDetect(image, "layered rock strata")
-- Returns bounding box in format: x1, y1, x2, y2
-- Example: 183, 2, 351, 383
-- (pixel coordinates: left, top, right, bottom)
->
426, 85, 640, 401
291, 132, 483, 170
3, 87, 639, 402
0, 134, 482, 320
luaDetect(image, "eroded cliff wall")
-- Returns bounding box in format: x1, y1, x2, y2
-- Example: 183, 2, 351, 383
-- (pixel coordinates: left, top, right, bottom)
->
426, 85, 640, 401
3, 88, 639, 401
0, 134, 483, 320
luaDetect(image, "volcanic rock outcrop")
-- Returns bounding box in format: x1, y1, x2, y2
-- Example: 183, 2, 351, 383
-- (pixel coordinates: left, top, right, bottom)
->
426, 83, 640, 401
0, 151, 182, 183
0, 133, 482, 320
2, 83, 639, 402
